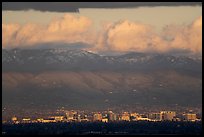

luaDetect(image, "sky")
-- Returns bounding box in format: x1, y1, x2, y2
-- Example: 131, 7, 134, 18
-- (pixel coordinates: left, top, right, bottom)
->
2, 2, 202, 55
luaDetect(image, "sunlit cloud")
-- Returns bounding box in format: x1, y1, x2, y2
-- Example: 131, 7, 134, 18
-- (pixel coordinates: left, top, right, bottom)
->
98, 16, 202, 54
2, 14, 94, 48
163, 16, 202, 54
102, 20, 168, 52
2, 14, 202, 55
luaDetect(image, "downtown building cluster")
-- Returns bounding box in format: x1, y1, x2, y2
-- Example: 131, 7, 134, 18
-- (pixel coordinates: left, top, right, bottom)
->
8, 110, 201, 124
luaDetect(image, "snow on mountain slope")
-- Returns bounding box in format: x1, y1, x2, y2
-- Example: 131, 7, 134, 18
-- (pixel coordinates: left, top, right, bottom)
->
2, 48, 202, 73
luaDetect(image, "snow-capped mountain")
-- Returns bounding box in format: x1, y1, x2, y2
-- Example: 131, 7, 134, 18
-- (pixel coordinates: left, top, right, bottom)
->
2, 48, 202, 73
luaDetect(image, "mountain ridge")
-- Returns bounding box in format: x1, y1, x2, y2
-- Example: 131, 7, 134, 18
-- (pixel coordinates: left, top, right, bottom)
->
2, 48, 202, 74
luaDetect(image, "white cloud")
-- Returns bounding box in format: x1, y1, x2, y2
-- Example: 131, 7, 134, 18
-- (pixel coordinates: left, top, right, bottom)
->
162, 16, 202, 54
2, 24, 20, 48
105, 20, 162, 52
2, 14, 202, 55
2, 14, 93, 48
99, 16, 202, 54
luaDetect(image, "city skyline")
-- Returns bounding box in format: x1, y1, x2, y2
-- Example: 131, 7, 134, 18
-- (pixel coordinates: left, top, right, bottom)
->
5, 109, 201, 124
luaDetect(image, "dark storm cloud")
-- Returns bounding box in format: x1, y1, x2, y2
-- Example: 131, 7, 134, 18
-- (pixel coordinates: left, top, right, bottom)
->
2, 2, 79, 12
2, 2, 202, 12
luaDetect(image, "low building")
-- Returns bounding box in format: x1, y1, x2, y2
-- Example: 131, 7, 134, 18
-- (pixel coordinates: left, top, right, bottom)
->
102, 118, 108, 123
148, 113, 162, 121
173, 117, 181, 121
130, 113, 140, 121
37, 118, 44, 123
22, 118, 31, 123
137, 117, 151, 121
137, 114, 150, 121
80, 114, 89, 122
183, 113, 197, 121
42, 117, 56, 123
53, 116, 64, 122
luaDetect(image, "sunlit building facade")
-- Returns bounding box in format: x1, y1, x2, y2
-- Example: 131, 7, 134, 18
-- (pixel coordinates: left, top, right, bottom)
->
107, 111, 117, 121
160, 111, 176, 121
65, 110, 78, 121
183, 113, 197, 121
148, 113, 162, 121
121, 112, 130, 121
93, 113, 102, 121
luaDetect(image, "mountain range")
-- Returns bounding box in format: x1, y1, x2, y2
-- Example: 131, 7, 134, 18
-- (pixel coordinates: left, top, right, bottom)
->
2, 48, 202, 73
2, 48, 202, 114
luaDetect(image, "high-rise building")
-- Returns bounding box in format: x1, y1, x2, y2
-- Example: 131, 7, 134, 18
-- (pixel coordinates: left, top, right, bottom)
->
160, 111, 176, 121
121, 112, 130, 121
107, 111, 117, 121
65, 110, 77, 121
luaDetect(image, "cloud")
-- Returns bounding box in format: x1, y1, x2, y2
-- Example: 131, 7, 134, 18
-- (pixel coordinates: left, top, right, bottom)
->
104, 20, 167, 52
97, 16, 202, 54
162, 16, 202, 54
47, 14, 92, 33
3, 2, 202, 12
94, 20, 169, 53
2, 14, 202, 55
2, 24, 20, 48
2, 14, 94, 48
2, 2, 79, 12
